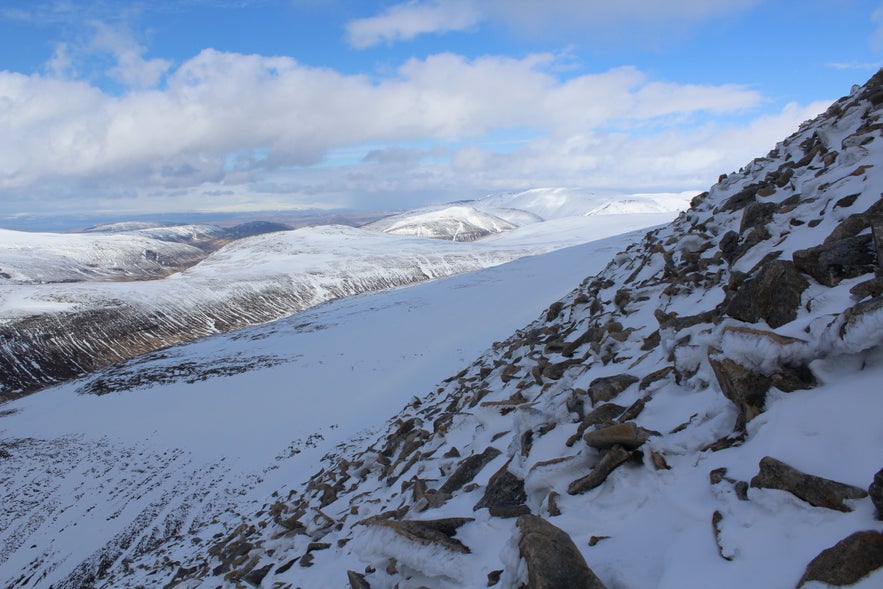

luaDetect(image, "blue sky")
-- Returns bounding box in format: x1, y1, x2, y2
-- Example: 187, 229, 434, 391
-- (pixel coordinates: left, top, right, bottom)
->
0, 0, 881, 221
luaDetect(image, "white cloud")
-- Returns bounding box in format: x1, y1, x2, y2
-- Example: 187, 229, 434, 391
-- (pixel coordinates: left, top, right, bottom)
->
346, 0, 760, 48
873, 2, 883, 50
346, 0, 482, 48
89, 22, 172, 89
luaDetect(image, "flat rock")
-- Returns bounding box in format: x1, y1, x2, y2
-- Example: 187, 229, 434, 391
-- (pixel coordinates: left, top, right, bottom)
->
750, 456, 868, 512
516, 514, 608, 589
371, 518, 475, 554
587, 374, 638, 404
568, 445, 631, 495
798, 530, 883, 587
583, 422, 649, 451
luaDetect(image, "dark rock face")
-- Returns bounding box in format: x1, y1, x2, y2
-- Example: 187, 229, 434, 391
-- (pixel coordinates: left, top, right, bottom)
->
793, 234, 877, 286
750, 456, 869, 512
439, 447, 502, 495
708, 355, 771, 431
587, 374, 638, 404
798, 530, 883, 587
725, 259, 808, 328
870, 468, 883, 520
516, 514, 608, 589
474, 461, 527, 516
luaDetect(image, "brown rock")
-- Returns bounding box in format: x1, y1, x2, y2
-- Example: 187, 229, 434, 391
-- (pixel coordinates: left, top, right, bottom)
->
870, 467, 883, 520
750, 456, 868, 512
371, 518, 475, 554
474, 460, 528, 515
568, 445, 631, 495
583, 422, 650, 451
793, 234, 876, 286
708, 353, 771, 431
517, 514, 608, 589
347, 570, 371, 589
439, 447, 502, 495
725, 258, 808, 328
798, 530, 883, 587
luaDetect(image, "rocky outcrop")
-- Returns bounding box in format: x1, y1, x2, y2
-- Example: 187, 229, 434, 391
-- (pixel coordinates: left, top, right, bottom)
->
516, 515, 607, 589
724, 258, 808, 328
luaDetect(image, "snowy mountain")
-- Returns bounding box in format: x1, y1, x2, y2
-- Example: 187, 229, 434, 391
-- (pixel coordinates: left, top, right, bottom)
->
2, 70, 883, 589
364, 205, 518, 242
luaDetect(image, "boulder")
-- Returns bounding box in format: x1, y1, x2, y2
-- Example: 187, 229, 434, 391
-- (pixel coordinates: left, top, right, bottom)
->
708, 354, 771, 431
792, 234, 876, 286
439, 447, 502, 495
870, 467, 883, 519
347, 570, 371, 589
740, 201, 777, 233
725, 259, 808, 328
750, 456, 868, 512
474, 460, 528, 516
583, 422, 650, 451
798, 530, 883, 587
587, 374, 638, 404
516, 514, 608, 589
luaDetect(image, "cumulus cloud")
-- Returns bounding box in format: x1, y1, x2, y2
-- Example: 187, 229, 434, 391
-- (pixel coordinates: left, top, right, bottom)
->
346, 0, 482, 48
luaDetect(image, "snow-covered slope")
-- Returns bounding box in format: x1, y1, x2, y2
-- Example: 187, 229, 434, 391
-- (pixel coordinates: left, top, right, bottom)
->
68, 70, 883, 589
0, 228, 207, 284
0, 227, 644, 589
364, 205, 517, 241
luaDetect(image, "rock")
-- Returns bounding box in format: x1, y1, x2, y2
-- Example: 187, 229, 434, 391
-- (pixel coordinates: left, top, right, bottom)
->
793, 234, 877, 286
708, 354, 771, 431
711, 511, 732, 561
371, 518, 475, 554
568, 445, 631, 495
546, 301, 565, 322
474, 460, 528, 515
547, 491, 561, 516
347, 569, 371, 589
242, 563, 273, 587
850, 276, 883, 300
725, 258, 808, 328
750, 456, 869, 512
720, 188, 757, 212
719, 230, 741, 263
516, 514, 608, 589
870, 468, 883, 519
587, 374, 638, 404
740, 201, 776, 233
798, 530, 883, 587
439, 447, 502, 495
639, 366, 674, 390
583, 422, 650, 451
487, 569, 503, 586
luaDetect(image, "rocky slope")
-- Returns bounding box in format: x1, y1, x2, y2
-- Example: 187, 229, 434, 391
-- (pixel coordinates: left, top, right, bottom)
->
131, 71, 883, 588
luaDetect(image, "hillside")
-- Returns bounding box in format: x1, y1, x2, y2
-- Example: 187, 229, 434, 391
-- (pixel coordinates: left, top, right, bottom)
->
117, 71, 883, 588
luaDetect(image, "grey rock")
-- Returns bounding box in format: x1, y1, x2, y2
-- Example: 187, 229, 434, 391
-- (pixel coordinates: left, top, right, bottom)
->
725, 258, 808, 328
750, 456, 868, 512
439, 447, 502, 495
798, 530, 883, 587
587, 374, 638, 404
347, 570, 371, 589
740, 201, 777, 233
516, 514, 608, 589
793, 234, 876, 286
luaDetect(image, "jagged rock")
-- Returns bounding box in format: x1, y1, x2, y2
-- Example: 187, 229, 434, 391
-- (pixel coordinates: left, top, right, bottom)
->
750, 456, 869, 512
583, 422, 650, 451
870, 468, 883, 519
547, 491, 561, 516
487, 569, 503, 586
720, 188, 757, 212
618, 396, 649, 422
546, 301, 565, 322
242, 563, 273, 587
347, 570, 371, 589
711, 511, 732, 561
567, 403, 628, 446
371, 518, 474, 554
725, 258, 808, 328
516, 514, 608, 589
474, 460, 528, 516
708, 354, 771, 430
568, 445, 631, 495
719, 230, 741, 263
639, 366, 674, 390
837, 295, 883, 347
740, 201, 776, 233
650, 451, 671, 470
850, 276, 883, 300
439, 447, 502, 495
798, 530, 883, 587
587, 374, 638, 404
793, 234, 877, 286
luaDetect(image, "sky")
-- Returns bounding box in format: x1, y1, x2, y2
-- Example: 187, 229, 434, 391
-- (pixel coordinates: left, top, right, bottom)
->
0, 0, 882, 223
